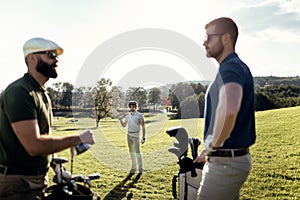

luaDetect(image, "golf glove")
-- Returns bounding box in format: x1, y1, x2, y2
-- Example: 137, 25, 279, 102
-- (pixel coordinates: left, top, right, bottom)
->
141, 137, 145, 144
79, 130, 95, 145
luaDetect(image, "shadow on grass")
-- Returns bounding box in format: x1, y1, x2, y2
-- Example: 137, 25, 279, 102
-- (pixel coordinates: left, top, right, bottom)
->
103, 173, 142, 200
55, 127, 99, 132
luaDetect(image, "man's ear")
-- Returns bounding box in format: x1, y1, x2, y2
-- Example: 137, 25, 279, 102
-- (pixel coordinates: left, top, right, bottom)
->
26, 54, 38, 66
222, 33, 233, 47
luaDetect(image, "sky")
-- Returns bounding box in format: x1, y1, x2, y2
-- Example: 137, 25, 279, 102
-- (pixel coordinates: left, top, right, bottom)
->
0, 0, 300, 91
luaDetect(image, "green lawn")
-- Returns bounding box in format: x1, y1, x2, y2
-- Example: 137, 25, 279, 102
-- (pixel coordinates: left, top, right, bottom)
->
50, 107, 300, 199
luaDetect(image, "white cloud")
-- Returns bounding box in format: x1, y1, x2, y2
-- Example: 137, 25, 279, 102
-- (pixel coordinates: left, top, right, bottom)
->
0, 0, 299, 90
232, 0, 300, 33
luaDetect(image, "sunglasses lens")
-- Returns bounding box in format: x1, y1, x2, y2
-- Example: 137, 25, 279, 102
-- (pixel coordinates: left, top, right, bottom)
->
204, 35, 209, 42
48, 52, 57, 59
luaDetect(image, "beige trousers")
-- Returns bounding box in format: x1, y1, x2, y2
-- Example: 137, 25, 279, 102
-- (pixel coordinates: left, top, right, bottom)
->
197, 154, 252, 200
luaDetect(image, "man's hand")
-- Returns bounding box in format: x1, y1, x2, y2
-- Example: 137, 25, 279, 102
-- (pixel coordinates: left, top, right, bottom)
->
141, 137, 145, 144
194, 150, 206, 164
79, 130, 95, 144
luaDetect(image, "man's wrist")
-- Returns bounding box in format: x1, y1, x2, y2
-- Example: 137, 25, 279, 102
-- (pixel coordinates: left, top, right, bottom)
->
206, 142, 214, 153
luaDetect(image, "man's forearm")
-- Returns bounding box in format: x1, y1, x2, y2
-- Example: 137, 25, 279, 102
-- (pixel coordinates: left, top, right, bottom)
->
28, 134, 82, 156
211, 83, 242, 148
211, 99, 239, 148
142, 126, 146, 138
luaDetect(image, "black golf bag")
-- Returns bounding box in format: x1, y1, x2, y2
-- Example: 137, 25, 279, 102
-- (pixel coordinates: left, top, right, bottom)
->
42, 183, 95, 200
42, 156, 100, 200
166, 126, 204, 200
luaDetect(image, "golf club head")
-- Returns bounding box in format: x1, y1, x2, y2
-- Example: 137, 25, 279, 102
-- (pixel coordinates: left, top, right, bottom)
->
166, 126, 189, 158
52, 157, 68, 164
71, 174, 85, 182
189, 138, 201, 160
168, 147, 182, 158
173, 141, 180, 148
88, 173, 101, 180
166, 126, 182, 137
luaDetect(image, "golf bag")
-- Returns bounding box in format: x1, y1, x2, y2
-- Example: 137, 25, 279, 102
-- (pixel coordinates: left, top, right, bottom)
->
42, 145, 101, 200
42, 183, 95, 200
166, 126, 204, 200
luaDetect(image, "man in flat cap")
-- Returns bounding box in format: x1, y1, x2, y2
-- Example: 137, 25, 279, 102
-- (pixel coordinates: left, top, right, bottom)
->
0, 37, 95, 199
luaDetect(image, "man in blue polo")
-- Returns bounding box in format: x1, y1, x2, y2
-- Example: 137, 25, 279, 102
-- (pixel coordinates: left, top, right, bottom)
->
195, 17, 256, 199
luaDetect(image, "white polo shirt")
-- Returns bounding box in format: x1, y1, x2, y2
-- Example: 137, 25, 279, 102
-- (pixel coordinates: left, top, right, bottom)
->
125, 111, 144, 133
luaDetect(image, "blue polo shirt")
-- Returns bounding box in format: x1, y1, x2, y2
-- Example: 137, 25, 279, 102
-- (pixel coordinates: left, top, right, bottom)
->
204, 53, 256, 148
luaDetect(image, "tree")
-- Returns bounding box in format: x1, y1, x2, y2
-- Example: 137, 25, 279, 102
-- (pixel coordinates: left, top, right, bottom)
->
176, 92, 205, 119
177, 94, 199, 119
111, 86, 125, 117
82, 87, 94, 108
126, 87, 147, 110
190, 83, 207, 95
148, 87, 161, 110
73, 87, 94, 109
93, 78, 112, 127
72, 87, 84, 108
197, 92, 205, 118
51, 82, 63, 110
60, 82, 74, 110
168, 82, 195, 110
46, 87, 57, 108
255, 90, 275, 111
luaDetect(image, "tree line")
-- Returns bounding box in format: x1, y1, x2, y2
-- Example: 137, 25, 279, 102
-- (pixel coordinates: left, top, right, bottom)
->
2, 76, 298, 124
45, 78, 163, 127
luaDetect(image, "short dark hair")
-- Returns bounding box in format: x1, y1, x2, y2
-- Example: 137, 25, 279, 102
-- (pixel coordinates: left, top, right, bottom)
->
128, 101, 137, 107
205, 17, 239, 47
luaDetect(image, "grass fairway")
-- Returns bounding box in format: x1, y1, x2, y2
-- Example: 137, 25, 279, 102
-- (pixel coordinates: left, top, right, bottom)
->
50, 107, 300, 199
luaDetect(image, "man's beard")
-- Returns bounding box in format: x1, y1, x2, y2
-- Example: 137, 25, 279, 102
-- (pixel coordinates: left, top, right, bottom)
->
36, 58, 58, 78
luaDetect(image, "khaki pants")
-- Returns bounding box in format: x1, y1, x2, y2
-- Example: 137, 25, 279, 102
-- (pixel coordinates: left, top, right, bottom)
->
0, 173, 48, 200
197, 154, 252, 200
127, 134, 142, 170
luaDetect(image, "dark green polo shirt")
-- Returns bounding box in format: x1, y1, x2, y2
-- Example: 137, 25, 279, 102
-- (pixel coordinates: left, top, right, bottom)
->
0, 73, 52, 170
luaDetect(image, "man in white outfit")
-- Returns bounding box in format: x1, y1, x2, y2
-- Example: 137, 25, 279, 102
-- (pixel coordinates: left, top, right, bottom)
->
119, 101, 146, 173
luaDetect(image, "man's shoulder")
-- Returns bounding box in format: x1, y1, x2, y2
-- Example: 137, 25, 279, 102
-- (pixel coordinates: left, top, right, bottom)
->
5, 74, 35, 92
3, 79, 28, 98
5, 76, 24, 89
136, 112, 144, 120
135, 111, 143, 115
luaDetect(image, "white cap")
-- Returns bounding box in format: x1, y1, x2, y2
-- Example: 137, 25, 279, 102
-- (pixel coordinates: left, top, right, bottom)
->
23, 37, 64, 58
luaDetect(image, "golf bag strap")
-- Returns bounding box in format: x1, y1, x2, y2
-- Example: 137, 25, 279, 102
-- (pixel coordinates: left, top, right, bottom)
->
172, 175, 178, 199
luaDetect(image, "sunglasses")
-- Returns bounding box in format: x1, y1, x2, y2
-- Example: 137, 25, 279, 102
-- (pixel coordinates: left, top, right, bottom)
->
204, 33, 225, 43
33, 51, 58, 60
129, 105, 137, 108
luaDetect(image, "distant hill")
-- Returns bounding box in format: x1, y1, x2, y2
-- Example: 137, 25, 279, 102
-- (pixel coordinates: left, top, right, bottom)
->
168, 76, 300, 88
254, 76, 300, 87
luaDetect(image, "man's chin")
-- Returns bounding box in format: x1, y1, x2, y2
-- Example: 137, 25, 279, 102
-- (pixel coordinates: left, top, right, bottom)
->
50, 68, 58, 78
50, 73, 58, 79
206, 52, 211, 58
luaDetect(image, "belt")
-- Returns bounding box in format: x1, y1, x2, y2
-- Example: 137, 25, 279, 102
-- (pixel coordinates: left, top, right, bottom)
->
207, 148, 249, 157
128, 131, 139, 134
0, 165, 49, 176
